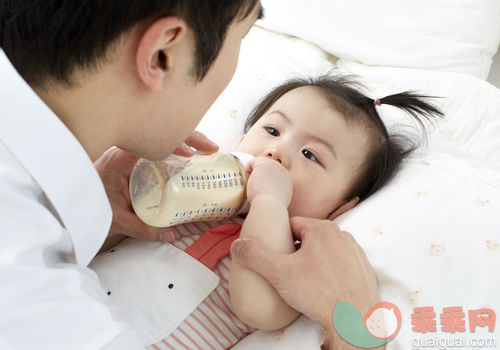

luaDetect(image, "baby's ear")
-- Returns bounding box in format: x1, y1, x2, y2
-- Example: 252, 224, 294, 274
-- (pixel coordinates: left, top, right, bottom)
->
327, 196, 359, 220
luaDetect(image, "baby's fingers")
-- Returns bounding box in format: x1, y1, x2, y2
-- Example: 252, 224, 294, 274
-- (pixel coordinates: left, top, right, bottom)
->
244, 157, 257, 180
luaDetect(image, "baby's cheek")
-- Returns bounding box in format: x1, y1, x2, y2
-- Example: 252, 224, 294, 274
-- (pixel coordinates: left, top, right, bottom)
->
287, 190, 324, 219
286, 192, 304, 217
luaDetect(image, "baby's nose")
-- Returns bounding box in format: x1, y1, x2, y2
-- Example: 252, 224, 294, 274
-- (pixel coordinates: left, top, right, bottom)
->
266, 150, 282, 164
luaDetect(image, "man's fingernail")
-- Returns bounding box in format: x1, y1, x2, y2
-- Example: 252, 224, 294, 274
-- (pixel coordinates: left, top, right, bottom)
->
231, 239, 244, 257
183, 145, 195, 155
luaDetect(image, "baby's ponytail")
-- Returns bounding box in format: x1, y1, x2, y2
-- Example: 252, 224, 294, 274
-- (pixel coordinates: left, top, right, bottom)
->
352, 91, 444, 200
376, 91, 443, 133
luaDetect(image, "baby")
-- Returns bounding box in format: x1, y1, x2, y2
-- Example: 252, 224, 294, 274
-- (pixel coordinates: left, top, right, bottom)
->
153, 74, 442, 349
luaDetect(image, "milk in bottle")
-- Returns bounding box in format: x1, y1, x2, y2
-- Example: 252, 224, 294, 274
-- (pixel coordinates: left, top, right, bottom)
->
129, 152, 253, 227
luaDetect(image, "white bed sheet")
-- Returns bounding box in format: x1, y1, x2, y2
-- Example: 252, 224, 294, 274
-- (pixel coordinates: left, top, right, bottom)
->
86, 24, 500, 349
195, 25, 500, 349
88, 24, 500, 349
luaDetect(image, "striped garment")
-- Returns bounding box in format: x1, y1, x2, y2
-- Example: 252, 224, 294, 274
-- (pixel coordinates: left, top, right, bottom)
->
148, 217, 255, 350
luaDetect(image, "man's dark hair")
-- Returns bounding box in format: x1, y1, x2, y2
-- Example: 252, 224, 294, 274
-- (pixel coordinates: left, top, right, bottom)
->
244, 75, 444, 201
0, 0, 262, 87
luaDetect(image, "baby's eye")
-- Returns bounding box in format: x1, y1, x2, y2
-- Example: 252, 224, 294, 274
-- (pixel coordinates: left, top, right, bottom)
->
302, 149, 320, 163
265, 127, 280, 137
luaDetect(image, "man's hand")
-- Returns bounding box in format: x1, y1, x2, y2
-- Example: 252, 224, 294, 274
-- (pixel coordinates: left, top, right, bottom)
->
230, 216, 380, 349
94, 131, 219, 244
245, 157, 293, 207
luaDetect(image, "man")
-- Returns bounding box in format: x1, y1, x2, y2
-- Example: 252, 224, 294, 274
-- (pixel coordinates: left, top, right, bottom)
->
0, 1, 381, 349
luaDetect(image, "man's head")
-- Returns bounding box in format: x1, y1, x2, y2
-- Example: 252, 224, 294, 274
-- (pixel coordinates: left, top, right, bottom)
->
0, 1, 262, 86
0, 1, 263, 160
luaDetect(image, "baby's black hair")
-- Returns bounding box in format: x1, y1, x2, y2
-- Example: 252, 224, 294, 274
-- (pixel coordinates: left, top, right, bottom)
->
244, 75, 444, 201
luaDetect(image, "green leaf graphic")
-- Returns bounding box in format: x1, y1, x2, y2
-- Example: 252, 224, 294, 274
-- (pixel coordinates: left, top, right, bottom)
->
332, 301, 389, 349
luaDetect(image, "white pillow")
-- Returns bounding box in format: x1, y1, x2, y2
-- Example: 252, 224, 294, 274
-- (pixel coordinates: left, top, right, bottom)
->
258, 0, 500, 79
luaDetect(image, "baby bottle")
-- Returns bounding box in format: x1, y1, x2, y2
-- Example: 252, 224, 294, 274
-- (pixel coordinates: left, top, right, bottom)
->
129, 151, 254, 227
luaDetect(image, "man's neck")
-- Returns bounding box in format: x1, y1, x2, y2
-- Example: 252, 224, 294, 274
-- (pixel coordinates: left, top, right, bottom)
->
33, 72, 123, 162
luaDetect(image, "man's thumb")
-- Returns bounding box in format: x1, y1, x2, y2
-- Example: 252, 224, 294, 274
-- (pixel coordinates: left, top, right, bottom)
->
230, 238, 283, 281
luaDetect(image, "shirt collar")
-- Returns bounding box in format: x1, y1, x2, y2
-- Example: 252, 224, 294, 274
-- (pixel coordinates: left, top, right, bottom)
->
0, 50, 112, 266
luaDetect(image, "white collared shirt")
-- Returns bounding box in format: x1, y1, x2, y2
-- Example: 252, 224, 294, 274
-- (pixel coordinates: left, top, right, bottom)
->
0, 51, 144, 349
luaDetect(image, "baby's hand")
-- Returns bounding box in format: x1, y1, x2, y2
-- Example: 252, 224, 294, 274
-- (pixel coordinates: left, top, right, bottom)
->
245, 157, 292, 207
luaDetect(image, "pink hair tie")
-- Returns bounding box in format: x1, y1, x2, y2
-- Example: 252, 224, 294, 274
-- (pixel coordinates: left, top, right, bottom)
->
374, 98, 382, 106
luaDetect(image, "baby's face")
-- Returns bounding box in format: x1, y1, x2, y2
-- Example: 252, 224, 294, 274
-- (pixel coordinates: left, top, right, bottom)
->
237, 86, 370, 219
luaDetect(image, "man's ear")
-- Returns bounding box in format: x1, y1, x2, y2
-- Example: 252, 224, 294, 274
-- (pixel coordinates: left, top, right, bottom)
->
327, 196, 359, 221
136, 17, 187, 92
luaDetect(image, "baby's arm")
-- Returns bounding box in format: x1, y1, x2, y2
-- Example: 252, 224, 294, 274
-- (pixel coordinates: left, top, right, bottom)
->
229, 158, 300, 330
